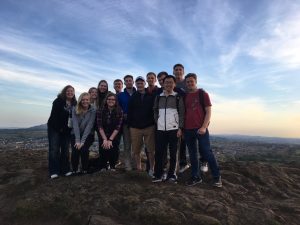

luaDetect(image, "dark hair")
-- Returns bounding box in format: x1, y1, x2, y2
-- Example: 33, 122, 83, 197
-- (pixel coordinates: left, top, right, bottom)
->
185, 73, 197, 81
163, 75, 176, 83
123, 75, 133, 81
57, 85, 77, 105
173, 63, 184, 70
97, 80, 109, 109
102, 93, 122, 113
88, 87, 97, 93
114, 79, 123, 84
157, 71, 168, 78
146, 72, 156, 78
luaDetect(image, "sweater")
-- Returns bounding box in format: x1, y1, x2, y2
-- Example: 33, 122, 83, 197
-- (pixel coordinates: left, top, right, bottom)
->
71, 106, 96, 145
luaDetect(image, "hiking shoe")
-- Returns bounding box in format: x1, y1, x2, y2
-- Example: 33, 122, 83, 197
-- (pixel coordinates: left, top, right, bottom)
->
50, 174, 59, 179
167, 174, 178, 183
212, 176, 222, 188
186, 177, 202, 186
64, 171, 73, 177
179, 164, 190, 173
200, 162, 208, 173
152, 177, 163, 183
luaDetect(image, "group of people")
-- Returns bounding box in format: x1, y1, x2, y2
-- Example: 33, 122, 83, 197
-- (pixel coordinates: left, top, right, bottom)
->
47, 63, 222, 187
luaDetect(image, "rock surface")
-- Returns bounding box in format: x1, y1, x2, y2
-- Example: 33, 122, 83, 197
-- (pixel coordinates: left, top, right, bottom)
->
0, 149, 299, 225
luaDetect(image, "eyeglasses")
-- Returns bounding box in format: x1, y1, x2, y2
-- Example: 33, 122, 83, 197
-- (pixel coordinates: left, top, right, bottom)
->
107, 98, 116, 101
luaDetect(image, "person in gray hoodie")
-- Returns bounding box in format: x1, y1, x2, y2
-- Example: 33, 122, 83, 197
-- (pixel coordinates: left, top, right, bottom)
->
71, 92, 96, 174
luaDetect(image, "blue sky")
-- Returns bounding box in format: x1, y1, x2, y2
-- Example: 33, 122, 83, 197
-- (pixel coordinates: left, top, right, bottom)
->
0, 0, 299, 137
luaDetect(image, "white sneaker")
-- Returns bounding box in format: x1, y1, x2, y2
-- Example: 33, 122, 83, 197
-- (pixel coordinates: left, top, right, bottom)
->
148, 169, 154, 178
162, 172, 168, 181
50, 174, 59, 179
65, 171, 72, 177
200, 162, 208, 173
179, 164, 190, 173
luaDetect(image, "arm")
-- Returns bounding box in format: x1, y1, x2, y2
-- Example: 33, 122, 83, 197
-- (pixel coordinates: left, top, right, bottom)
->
80, 109, 96, 145
177, 96, 185, 137
109, 109, 123, 141
72, 108, 81, 149
153, 96, 158, 123
198, 106, 211, 135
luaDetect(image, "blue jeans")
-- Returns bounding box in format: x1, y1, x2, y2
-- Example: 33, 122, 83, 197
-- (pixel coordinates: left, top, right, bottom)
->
184, 129, 220, 179
48, 126, 71, 175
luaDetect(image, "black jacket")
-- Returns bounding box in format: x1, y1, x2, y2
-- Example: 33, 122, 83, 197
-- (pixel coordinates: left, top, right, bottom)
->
127, 91, 155, 129
47, 97, 72, 134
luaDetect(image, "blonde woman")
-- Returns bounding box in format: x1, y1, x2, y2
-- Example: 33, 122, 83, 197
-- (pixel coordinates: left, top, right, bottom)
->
71, 92, 96, 174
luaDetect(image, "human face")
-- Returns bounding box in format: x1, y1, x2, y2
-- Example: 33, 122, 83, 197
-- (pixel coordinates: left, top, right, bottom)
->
114, 81, 123, 93
89, 89, 97, 100
185, 77, 197, 92
124, 78, 134, 89
173, 66, 184, 82
158, 75, 166, 87
147, 74, 156, 87
107, 96, 116, 108
135, 80, 145, 92
164, 78, 175, 93
98, 82, 108, 93
81, 95, 90, 109
66, 87, 75, 100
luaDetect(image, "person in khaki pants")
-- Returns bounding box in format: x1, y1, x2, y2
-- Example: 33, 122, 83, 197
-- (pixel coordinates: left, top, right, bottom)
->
127, 76, 156, 176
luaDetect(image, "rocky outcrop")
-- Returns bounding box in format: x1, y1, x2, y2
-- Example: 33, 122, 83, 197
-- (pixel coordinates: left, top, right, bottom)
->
0, 149, 299, 225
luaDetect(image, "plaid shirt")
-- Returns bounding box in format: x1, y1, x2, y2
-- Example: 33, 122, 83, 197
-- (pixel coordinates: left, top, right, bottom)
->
97, 107, 123, 135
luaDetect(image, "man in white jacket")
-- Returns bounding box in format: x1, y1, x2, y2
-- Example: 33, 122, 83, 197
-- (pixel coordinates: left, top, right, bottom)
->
152, 75, 185, 183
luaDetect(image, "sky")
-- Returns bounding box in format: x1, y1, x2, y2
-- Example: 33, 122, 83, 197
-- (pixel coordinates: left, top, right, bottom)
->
0, 0, 300, 138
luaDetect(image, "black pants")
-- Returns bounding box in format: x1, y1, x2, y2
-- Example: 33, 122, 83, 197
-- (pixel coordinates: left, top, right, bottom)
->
99, 137, 120, 169
154, 130, 178, 178
179, 138, 188, 167
71, 134, 94, 172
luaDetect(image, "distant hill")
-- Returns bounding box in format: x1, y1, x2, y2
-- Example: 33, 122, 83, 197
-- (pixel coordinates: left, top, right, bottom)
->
27, 124, 47, 130
215, 134, 300, 145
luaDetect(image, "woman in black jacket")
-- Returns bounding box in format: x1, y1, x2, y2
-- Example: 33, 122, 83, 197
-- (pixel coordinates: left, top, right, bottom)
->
47, 85, 77, 179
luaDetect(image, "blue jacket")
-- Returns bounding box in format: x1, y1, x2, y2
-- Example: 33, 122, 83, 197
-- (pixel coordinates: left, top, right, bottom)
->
117, 87, 136, 121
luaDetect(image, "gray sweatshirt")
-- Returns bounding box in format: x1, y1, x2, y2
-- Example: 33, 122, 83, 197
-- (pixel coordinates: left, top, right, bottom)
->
71, 106, 96, 145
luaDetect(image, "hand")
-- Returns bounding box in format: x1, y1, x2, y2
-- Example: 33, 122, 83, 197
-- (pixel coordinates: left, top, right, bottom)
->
198, 127, 206, 135
177, 129, 182, 138
74, 142, 82, 150
102, 140, 109, 149
106, 140, 113, 149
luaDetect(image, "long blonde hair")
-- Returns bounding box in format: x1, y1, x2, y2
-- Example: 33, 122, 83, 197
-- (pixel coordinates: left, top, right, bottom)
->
76, 92, 90, 115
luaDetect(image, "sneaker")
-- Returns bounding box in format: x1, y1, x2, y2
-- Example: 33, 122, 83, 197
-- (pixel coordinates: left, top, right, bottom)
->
115, 161, 122, 168
212, 176, 222, 188
179, 164, 190, 173
148, 169, 154, 178
200, 162, 208, 173
50, 174, 59, 179
65, 171, 72, 177
167, 174, 178, 183
152, 177, 163, 183
82, 170, 87, 174
110, 168, 116, 172
162, 172, 168, 181
99, 168, 107, 173
186, 177, 202, 186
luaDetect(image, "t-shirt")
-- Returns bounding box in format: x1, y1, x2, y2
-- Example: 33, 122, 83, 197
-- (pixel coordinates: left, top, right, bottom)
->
184, 89, 212, 129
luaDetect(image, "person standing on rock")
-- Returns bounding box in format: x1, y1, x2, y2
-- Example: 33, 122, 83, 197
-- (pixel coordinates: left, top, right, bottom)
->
127, 76, 156, 176
173, 64, 190, 173
97, 93, 123, 171
47, 85, 77, 179
118, 75, 136, 171
71, 92, 96, 174
184, 73, 222, 187
152, 75, 185, 183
